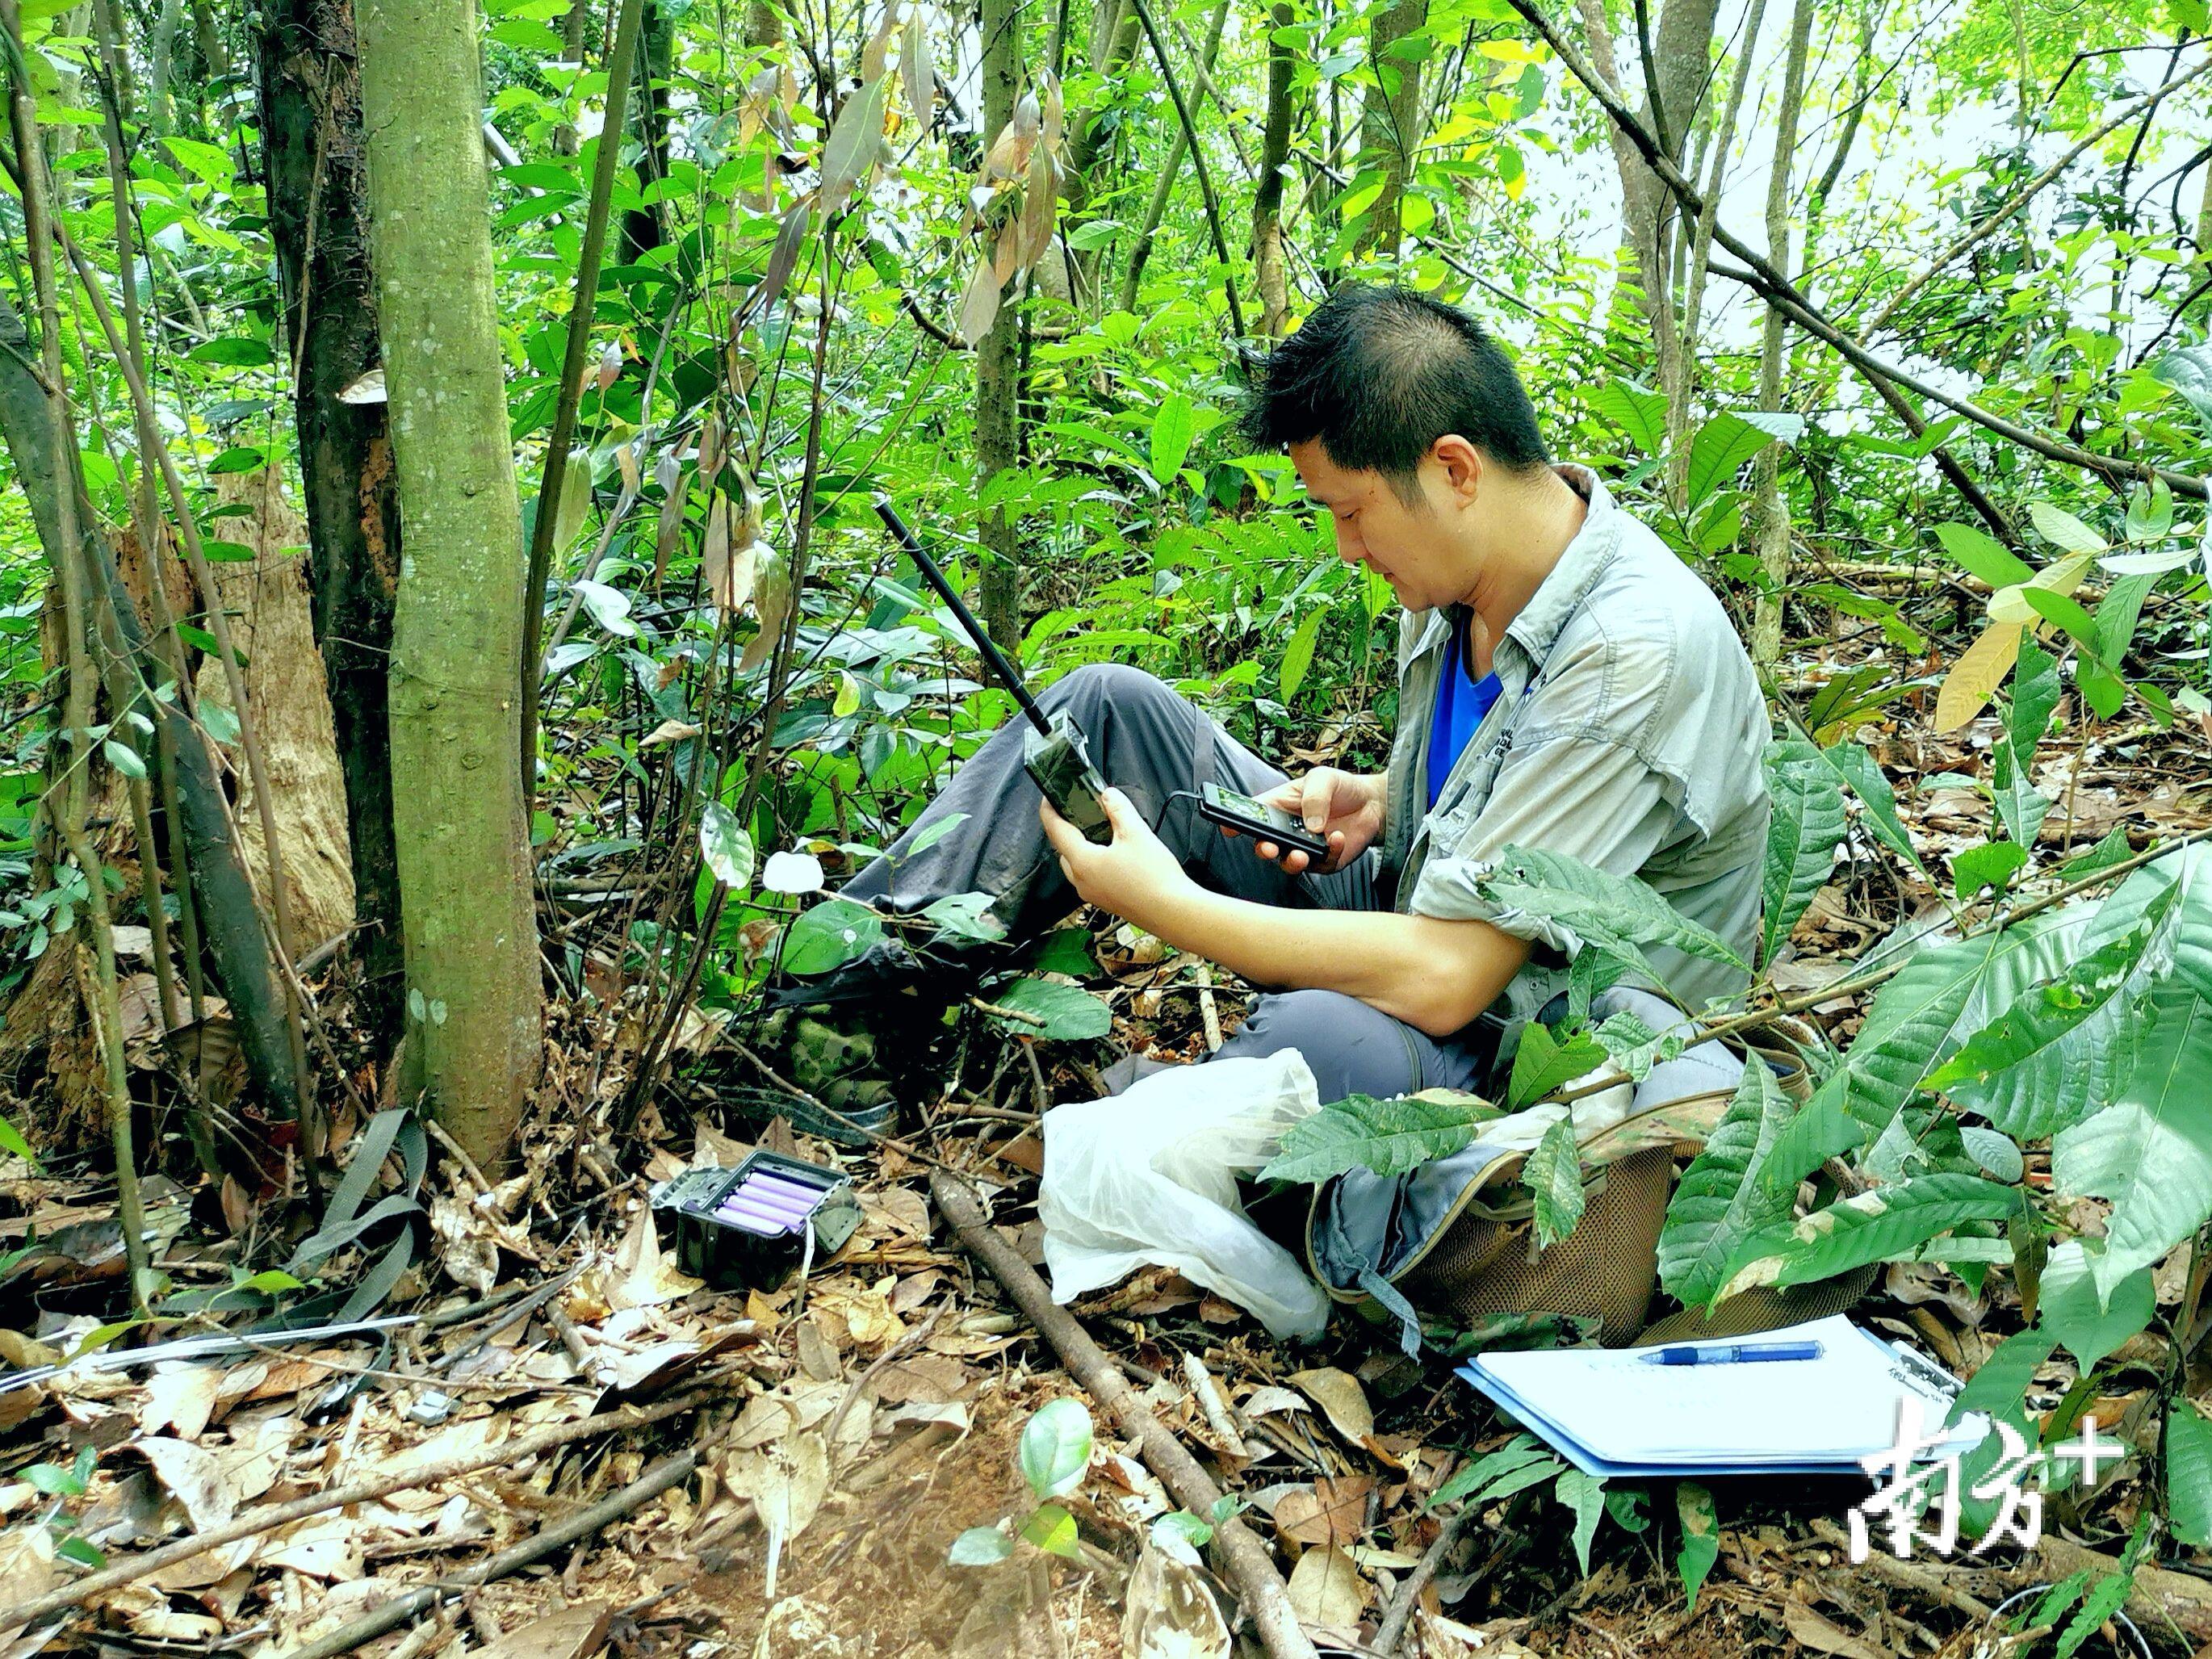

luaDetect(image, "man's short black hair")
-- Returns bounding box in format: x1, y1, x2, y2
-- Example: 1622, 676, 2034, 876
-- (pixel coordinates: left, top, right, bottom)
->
1238, 283, 1551, 503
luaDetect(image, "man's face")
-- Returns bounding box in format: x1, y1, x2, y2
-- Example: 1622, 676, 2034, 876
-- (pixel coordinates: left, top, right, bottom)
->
1288, 438, 1468, 613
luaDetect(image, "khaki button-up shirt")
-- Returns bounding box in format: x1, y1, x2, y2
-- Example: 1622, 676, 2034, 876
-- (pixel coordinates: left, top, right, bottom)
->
1378, 465, 1770, 1030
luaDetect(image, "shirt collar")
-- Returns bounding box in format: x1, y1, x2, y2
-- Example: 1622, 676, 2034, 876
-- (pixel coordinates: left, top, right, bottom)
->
1406, 464, 1619, 676
1498, 463, 1616, 672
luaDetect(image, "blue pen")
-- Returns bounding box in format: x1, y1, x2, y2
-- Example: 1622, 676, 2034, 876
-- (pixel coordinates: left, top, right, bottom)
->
1639, 1340, 1824, 1366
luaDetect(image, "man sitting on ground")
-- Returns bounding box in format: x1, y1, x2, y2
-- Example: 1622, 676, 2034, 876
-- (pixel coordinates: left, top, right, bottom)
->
763, 281, 1770, 1116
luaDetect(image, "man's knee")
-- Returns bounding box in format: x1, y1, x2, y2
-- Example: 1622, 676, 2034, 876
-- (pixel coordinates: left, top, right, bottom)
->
1227, 988, 1424, 1101
1043, 661, 1178, 715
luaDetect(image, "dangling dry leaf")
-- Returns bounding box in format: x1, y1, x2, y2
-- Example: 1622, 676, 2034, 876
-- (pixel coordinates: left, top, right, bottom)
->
861, 2, 897, 81
551, 446, 593, 553
903, 4, 935, 127
698, 411, 727, 480
1040, 70, 1063, 152
653, 485, 689, 591
958, 257, 1003, 346
739, 549, 794, 672
615, 437, 642, 494
738, 194, 815, 330
641, 718, 702, 748
992, 220, 1023, 285
595, 340, 623, 391
984, 90, 1041, 181
1018, 144, 1057, 267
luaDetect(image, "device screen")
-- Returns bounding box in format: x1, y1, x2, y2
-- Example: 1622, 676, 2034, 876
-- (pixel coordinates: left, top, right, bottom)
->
1214, 787, 1273, 818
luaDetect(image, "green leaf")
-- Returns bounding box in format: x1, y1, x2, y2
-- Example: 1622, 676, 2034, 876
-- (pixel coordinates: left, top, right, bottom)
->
1017, 1397, 1094, 1499
1674, 1482, 1718, 1611
1506, 1021, 1607, 1111
2151, 343, 2212, 427
1477, 844, 1747, 986
1150, 393, 1197, 485
1991, 738, 2049, 851
209, 445, 266, 475
2060, 826, 2134, 880
1768, 738, 1926, 878
2017, 585, 2101, 649
2030, 501, 2107, 556
1659, 1060, 1797, 1305
1933, 522, 2037, 590
187, 336, 274, 368
1556, 1469, 1606, 1575
2009, 636, 2061, 757
2055, 1514, 2151, 1659
573, 577, 635, 638
199, 702, 240, 747
1586, 379, 1668, 455
781, 897, 886, 974
920, 891, 1007, 941
1020, 1503, 1083, 1557
1685, 410, 1799, 508
1431, 1435, 1563, 1508
1926, 889, 2172, 1139
2053, 986, 2212, 1300
698, 802, 756, 890
1279, 606, 1326, 705
949, 1526, 1015, 1565
1261, 1091, 1497, 1184
2168, 1403, 2212, 1549
1954, 839, 2029, 899
102, 739, 146, 780
54, 1535, 103, 1568
983, 977, 1112, 1040
1525, 1112, 1586, 1250
903, 811, 970, 860
2095, 571, 2160, 668
0, 1110, 38, 1167
1724, 1173, 2023, 1295
1762, 748, 1846, 962
2036, 1240, 2153, 1372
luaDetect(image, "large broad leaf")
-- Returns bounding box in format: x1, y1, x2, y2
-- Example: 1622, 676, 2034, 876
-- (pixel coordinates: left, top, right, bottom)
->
1684, 410, 1801, 509
1721, 1172, 2023, 1296
2084, 844, 2212, 1003
1933, 522, 2038, 591
2053, 986, 2212, 1301
1261, 1091, 1499, 1184
1279, 606, 1326, 705
1017, 1397, 1094, 1500
2035, 1240, 2154, 1372
1556, 1469, 1607, 1575
1934, 620, 2023, 732
1525, 1113, 1586, 1250
1768, 737, 1925, 879
2169, 1404, 2212, 1549
1675, 1483, 1719, 1611
1150, 393, 1197, 486
699, 802, 756, 890
2009, 635, 2062, 756
1586, 379, 1667, 455
1926, 887, 2175, 1140
819, 74, 887, 215
1477, 844, 1747, 986
781, 897, 886, 974
1762, 748, 1847, 964
1991, 738, 2049, 851
1658, 1060, 1797, 1305
2030, 501, 2107, 556
983, 976, 1112, 1040
2150, 344, 2212, 429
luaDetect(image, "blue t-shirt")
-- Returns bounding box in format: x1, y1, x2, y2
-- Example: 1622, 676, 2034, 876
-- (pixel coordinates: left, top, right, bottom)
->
1426, 618, 1502, 810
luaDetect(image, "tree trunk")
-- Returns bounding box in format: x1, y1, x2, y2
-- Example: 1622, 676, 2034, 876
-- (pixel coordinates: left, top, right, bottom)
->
551, 0, 593, 156
1750, 0, 1815, 665
1359, 0, 1427, 253
1252, 0, 1295, 335
358, 0, 543, 1167
1573, 0, 1719, 479
256, 0, 406, 1044
0, 283, 306, 1137
975, 0, 1022, 651
619, 0, 672, 264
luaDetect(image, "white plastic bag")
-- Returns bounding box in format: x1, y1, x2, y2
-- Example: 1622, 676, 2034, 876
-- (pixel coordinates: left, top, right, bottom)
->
1038, 1049, 1330, 1340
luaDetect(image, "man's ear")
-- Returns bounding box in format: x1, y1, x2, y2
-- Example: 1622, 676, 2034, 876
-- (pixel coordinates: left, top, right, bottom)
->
1430, 434, 1486, 506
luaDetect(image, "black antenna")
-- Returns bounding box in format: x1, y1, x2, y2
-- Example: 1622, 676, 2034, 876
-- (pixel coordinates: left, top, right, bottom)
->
873, 496, 1053, 739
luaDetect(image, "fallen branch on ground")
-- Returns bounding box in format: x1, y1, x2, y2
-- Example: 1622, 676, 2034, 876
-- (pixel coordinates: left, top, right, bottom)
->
928, 1167, 1319, 1659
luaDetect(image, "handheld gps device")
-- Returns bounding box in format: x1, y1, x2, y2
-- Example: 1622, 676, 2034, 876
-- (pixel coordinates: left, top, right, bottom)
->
873, 498, 1113, 845
1196, 780, 1330, 861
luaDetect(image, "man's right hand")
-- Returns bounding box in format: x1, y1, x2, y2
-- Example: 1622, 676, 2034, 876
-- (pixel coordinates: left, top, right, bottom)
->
1230, 767, 1386, 876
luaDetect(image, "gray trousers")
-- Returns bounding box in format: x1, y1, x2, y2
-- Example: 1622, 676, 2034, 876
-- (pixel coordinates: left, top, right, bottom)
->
840, 663, 1500, 1102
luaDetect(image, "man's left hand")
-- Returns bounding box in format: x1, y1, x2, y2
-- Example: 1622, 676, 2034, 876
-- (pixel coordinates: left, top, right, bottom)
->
1039, 786, 1192, 928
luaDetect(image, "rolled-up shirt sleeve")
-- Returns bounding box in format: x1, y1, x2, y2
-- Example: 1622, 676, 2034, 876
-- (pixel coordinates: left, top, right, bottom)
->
1406, 735, 1678, 962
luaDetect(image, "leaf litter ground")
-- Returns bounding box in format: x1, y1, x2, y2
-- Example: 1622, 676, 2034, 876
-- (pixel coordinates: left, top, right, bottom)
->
8, 625, 2212, 1657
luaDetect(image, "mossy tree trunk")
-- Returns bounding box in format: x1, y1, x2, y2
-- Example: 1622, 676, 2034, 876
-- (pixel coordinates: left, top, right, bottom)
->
358, 0, 543, 1167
